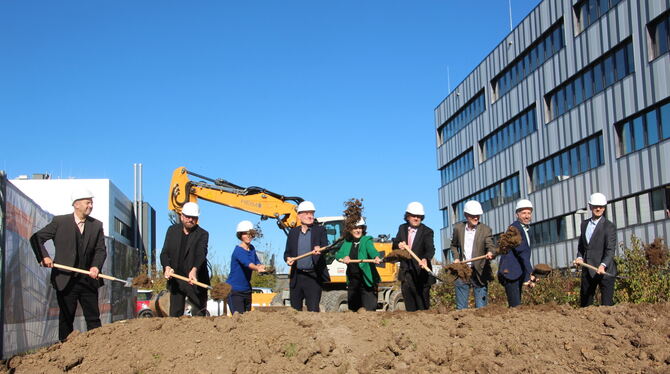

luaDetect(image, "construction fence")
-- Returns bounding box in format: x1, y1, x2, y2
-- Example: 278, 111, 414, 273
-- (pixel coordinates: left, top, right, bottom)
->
0, 174, 139, 358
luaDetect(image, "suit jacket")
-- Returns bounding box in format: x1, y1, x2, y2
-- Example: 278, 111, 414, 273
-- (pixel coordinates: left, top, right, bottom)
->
577, 217, 617, 277
392, 223, 436, 285
449, 222, 496, 282
283, 224, 330, 287
497, 221, 533, 282
160, 223, 210, 292
30, 213, 107, 291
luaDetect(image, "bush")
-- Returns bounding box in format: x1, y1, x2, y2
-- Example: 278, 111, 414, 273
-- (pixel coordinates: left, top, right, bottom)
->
615, 236, 670, 304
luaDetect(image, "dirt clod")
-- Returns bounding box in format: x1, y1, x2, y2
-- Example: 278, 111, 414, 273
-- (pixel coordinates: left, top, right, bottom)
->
343, 198, 364, 233
497, 225, 522, 254
444, 262, 473, 280
383, 249, 412, 262
131, 273, 152, 289
210, 282, 232, 301
645, 238, 668, 267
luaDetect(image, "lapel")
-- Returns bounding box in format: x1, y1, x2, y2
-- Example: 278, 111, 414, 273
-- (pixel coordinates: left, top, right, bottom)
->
472, 223, 482, 254
589, 218, 604, 245
81, 218, 92, 255
458, 223, 465, 251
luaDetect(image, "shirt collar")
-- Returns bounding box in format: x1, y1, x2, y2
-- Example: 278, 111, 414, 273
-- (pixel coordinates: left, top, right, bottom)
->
73, 213, 86, 224
590, 216, 603, 225
465, 223, 477, 232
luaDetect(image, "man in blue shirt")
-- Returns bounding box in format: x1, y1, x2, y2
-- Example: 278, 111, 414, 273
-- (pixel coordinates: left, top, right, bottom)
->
283, 201, 329, 312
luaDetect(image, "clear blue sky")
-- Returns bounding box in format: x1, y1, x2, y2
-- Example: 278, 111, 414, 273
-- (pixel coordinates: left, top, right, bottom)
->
1, 0, 539, 273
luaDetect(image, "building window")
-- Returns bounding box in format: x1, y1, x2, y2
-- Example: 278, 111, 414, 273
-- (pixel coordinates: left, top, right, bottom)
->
440, 148, 474, 186
114, 217, 133, 242
616, 99, 670, 156
492, 21, 565, 101
574, 0, 624, 34
529, 133, 604, 191
649, 11, 670, 60
438, 90, 485, 145
546, 39, 634, 121
451, 174, 520, 223
481, 106, 537, 160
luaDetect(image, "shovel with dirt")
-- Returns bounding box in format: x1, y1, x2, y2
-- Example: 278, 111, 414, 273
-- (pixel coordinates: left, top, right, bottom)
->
53, 263, 132, 286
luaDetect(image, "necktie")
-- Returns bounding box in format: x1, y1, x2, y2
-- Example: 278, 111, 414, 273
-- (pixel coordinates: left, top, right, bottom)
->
77, 220, 85, 234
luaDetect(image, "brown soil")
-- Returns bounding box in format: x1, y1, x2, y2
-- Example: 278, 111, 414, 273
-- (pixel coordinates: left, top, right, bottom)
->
131, 274, 152, 289
6, 303, 670, 373
533, 263, 553, 275
444, 262, 473, 280
383, 249, 411, 262
210, 283, 232, 301
645, 238, 668, 267
497, 225, 521, 255
342, 198, 364, 233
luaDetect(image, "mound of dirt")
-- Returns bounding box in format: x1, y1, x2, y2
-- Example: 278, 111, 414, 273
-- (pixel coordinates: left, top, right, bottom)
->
5, 303, 670, 373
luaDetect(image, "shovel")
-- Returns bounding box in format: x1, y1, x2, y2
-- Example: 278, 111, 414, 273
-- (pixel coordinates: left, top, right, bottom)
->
402, 244, 448, 283
288, 236, 345, 263
337, 259, 378, 263
53, 263, 132, 286
574, 262, 626, 279
169, 273, 212, 290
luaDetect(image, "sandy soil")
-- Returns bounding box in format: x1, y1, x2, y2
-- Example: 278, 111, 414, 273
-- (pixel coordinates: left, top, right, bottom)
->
5, 303, 670, 373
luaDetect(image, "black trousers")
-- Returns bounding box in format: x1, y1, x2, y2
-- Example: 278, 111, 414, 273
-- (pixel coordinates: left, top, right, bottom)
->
400, 272, 431, 311
228, 290, 252, 315
290, 271, 322, 312
55, 277, 101, 342
169, 280, 208, 317
499, 275, 523, 307
580, 269, 615, 307
347, 278, 377, 312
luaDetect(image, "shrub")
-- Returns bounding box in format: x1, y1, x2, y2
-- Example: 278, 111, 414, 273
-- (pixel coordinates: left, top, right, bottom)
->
615, 236, 670, 304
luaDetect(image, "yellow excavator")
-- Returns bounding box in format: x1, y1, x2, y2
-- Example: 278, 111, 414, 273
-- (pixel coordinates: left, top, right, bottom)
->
168, 166, 405, 311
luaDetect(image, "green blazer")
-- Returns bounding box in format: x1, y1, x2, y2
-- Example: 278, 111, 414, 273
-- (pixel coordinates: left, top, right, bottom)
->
335, 235, 381, 287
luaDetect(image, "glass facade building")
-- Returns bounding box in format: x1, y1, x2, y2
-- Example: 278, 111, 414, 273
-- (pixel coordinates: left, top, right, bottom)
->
435, 0, 670, 268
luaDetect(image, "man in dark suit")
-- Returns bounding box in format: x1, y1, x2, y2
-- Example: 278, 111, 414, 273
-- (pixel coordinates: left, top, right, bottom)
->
574, 192, 617, 307
392, 202, 436, 311
284, 201, 329, 312
160, 202, 210, 317
498, 199, 536, 307
449, 200, 496, 309
30, 187, 107, 342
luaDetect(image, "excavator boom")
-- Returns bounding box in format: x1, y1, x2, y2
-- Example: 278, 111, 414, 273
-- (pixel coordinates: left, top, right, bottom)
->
168, 167, 303, 233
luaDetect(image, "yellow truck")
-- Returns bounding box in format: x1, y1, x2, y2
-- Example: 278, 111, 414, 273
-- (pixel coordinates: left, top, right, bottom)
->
168, 166, 405, 311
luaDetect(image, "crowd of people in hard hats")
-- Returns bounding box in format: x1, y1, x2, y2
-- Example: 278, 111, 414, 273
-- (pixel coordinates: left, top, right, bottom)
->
29, 186, 618, 341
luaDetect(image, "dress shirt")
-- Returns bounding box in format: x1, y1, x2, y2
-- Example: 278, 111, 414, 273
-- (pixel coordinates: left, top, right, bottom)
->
463, 224, 476, 261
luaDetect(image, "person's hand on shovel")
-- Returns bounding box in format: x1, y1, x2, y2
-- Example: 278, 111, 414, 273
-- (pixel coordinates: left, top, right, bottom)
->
286, 258, 295, 266
311, 246, 322, 256
89, 266, 100, 279
341, 256, 351, 264
188, 267, 198, 285
485, 251, 495, 260
596, 265, 607, 275
373, 256, 381, 265
40, 256, 54, 268
164, 266, 174, 279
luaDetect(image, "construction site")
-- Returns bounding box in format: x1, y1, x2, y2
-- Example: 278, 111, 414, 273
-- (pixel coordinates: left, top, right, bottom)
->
2, 0, 670, 373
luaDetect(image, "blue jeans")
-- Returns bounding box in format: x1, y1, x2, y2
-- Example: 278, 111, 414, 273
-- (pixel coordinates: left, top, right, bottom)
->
500, 276, 523, 307
455, 278, 488, 309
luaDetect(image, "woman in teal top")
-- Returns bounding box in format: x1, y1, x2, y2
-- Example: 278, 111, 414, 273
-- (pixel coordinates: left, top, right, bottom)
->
335, 219, 382, 311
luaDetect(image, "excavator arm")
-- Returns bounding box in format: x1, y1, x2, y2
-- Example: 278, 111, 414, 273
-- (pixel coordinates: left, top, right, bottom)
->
168, 167, 304, 234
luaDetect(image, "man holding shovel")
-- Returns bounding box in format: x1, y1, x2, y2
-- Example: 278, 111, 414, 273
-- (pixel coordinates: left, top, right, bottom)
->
30, 187, 107, 342
574, 192, 617, 307
392, 202, 436, 311
284, 201, 329, 312
160, 202, 210, 317
498, 199, 536, 307
449, 200, 496, 309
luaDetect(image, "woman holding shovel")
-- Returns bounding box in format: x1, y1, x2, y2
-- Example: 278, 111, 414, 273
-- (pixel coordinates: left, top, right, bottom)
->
226, 221, 266, 314
335, 219, 382, 311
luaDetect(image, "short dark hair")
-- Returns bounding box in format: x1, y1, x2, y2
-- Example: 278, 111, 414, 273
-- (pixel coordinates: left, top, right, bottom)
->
345, 226, 367, 241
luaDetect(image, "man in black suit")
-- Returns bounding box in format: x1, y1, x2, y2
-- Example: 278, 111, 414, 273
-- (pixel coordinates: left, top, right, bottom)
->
160, 202, 210, 317
392, 202, 436, 311
284, 201, 329, 312
574, 192, 617, 307
30, 187, 107, 342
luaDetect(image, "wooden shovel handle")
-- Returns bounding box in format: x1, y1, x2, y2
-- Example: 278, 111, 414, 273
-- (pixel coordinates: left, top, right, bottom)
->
404, 246, 432, 273
170, 273, 212, 290
461, 254, 488, 264
53, 263, 124, 283
289, 237, 344, 262
340, 259, 377, 263
577, 262, 616, 277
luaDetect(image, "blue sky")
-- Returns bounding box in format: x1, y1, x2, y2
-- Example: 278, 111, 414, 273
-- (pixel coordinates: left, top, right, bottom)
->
1, 0, 539, 273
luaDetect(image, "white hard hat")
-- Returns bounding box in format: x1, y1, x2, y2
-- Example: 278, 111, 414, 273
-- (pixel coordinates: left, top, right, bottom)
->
356, 218, 366, 227
515, 199, 533, 211
70, 187, 94, 205
463, 200, 484, 216
236, 220, 254, 233
588, 192, 608, 206
297, 201, 316, 213
182, 202, 200, 217
406, 202, 425, 216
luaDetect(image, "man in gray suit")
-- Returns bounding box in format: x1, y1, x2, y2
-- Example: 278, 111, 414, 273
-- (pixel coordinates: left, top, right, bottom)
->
574, 192, 617, 307
449, 200, 496, 309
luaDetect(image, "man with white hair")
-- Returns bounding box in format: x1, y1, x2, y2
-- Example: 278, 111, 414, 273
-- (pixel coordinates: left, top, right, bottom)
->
574, 192, 617, 307
160, 201, 210, 316
30, 187, 107, 341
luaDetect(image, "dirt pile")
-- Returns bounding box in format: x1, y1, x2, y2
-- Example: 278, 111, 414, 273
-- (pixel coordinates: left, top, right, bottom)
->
5, 303, 670, 373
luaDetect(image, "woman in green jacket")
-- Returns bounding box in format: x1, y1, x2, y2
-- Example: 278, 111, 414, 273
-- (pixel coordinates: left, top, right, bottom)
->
335, 219, 382, 311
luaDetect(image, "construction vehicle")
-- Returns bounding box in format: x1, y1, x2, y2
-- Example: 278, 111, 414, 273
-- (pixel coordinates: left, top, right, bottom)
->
168, 166, 405, 312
